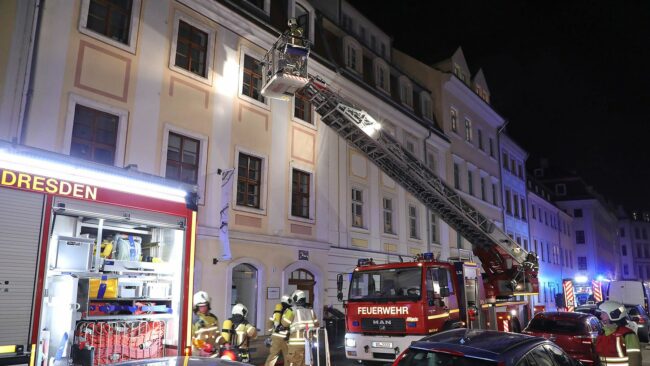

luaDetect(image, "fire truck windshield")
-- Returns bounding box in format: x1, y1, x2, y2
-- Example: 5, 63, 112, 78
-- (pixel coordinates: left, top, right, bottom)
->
349, 267, 422, 301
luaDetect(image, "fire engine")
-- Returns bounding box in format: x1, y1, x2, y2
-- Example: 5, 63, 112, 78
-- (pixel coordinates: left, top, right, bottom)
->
261, 21, 539, 363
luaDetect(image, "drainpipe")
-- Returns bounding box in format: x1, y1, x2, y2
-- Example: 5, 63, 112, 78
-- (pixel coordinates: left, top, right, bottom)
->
423, 129, 432, 253
18, 0, 44, 144
496, 120, 509, 227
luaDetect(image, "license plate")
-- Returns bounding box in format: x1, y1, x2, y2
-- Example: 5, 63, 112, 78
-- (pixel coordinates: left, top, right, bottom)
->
372, 341, 393, 349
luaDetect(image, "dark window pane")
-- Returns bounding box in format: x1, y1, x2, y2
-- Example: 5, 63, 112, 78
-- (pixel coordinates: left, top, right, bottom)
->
175, 20, 208, 77
237, 153, 262, 208
87, 0, 132, 44
242, 55, 265, 103
71, 105, 118, 165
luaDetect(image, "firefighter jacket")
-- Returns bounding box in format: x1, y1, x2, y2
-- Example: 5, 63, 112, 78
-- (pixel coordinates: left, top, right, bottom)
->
192, 312, 219, 351
595, 324, 642, 366
270, 303, 291, 339
218, 315, 258, 349
282, 305, 319, 346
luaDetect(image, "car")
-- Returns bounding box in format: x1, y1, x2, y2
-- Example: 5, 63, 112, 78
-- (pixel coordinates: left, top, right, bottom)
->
625, 304, 650, 342
522, 311, 600, 365
391, 328, 581, 366
574, 304, 600, 317
113, 356, 248, 366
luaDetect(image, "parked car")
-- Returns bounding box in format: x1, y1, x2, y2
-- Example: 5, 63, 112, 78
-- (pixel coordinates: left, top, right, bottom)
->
523, 312, 600, 365
392, 329, 581, 366
575, 303, 642, 337
574, 304, 600, 317
625, 304, 650, 342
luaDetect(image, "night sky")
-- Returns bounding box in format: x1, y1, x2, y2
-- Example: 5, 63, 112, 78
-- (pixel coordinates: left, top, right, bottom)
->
349, 0, 650, 211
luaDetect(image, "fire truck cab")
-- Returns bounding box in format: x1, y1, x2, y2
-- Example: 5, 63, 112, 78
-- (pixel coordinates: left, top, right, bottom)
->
337, 254, 528, 362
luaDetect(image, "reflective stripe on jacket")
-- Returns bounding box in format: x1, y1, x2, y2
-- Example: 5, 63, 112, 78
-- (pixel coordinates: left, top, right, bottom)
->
596, 325, 635, 365
287, 306, 319, 346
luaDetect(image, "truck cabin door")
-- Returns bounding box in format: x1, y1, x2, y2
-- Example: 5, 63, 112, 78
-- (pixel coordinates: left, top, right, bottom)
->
460, 265, 482, 329
425, 267, 453, 327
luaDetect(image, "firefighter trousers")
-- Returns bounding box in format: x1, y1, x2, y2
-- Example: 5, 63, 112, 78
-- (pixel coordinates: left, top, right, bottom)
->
264, 336, 288, 366
287, 343, 306, 366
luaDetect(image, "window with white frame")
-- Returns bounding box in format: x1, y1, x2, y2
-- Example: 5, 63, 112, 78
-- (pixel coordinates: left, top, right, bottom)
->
408, 204, 419, 239
454, 64, 462, 78
237, 152, 263, 209
351, 187, 364, 228
453, 163, 460, 189
169, 13, 215, 84
370, 35, 376, 50
241, 53, 266, 104
383, 197, 395, 234
420, 92, 433, 120
492, 182, 498, 205
293, 89, 313, 124
477, 129, 484, 150
464, 119, 472, 142
344, 37, 362, 73
480, 177, 486, 201
489, 138, 495, 157
429, 212, 438, 244
161, 124, 208, 204
291, 168, 311, 219
399, 77, 413, 108
374, 59, 389, 93
467, 170, 474, 196
555, 184, 567, 196
294, 3, 310, 40
78, 0, 141, 53
450, 108, 458, 132
426, 152, 436, 172
404, 134, 418, 157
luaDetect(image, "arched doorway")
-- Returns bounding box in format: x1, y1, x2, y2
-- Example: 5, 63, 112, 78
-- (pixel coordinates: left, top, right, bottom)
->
288, 269, 315, 305
231, 263, 258, 326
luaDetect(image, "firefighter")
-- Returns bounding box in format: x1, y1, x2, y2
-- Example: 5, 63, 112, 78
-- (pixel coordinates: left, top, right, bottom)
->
265, 295, 293, 366
595, 301, 642, 366
191, 291, 219, 354
218, 303, 258, 362
282, 290, 318, 366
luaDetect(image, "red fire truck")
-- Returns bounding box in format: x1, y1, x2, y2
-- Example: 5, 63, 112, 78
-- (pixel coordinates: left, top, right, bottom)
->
0, 142, 198, 366
260, 22, 539, 364
335, 254, 530, 362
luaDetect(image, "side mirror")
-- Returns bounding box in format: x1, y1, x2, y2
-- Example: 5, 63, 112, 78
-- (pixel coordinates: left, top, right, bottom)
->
337, 273, 344, 302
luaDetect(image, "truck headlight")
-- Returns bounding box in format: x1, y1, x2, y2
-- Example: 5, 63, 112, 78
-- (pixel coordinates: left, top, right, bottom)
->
345, 338, 356, 347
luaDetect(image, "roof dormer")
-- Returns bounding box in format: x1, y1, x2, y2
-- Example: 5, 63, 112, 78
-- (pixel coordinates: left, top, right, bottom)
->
472, 68, 491, 103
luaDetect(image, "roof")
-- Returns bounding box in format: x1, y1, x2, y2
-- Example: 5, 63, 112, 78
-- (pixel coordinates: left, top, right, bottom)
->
412, 329, 546, 361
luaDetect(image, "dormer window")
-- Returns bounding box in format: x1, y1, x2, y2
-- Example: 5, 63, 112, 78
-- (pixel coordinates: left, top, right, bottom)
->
454, 64, 462, 78
420, 92, 433, 120
374, 58, 389, 93
343, 37, 362, 74
399, 76, 413, 108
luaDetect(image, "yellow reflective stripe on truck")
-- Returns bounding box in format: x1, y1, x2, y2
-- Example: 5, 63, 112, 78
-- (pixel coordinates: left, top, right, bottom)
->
0, 346, 17, 354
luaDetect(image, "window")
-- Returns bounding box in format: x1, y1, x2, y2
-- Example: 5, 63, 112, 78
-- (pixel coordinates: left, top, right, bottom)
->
453, 163, 460, 189
429, 212, 438, 243
624, 264, 629, 275
467, 170, 474, 196
374, 59, 389, 92
520, 197, 527, 221
237, 153, 262, 208
453, 64, 462, 78
510, 159, 516, 174
380, 43, 386, 57
291, 169, 310, 218
399, 78, 413, 107
578, 256, 587, 270
174, 21, 208, 77
638, 245, 643, 258
85, 0, 132, 44
370, 35, 376, 50
242, 54, 265, 103
165, 132, 200, 184
622, 245, 627, 256
231, 263, 259, 327
517, 164, 523, 179
492, 183, 498, 205
294, 3, 310, 40
408, 204, 419, 239
383, 197, 394, 234
544, 211, 548, 225
477, 129, 484, 150
547, 243, 551, 263
79, 0, 141, 52
450, 108, 457, 132
532, 204, 536, 219
488, 138, 494, 157
358, 25, 366, 41
420, 93, 433, 120
524, 239, 528, 251
555, 183, 567, 196
344, 37, 362, 73
540, 241, 544, 261
513, 193, 519, 218
294, 90, 312, 124
643, 228, 648, 240
464, 119, 472, 142
351, 188, 364, 228
426, 152, 435, 172
538, 207, 542, 222
480, 177, 486, 201
635, 227, 641, 239
70, 104, 119, 165
405, 140, 415, 154
502, 151, 509, 170
505, 189, 512, 215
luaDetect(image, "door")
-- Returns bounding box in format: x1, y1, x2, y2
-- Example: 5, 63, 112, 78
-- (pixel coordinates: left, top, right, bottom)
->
289, 269, 315, 305
0, 188, 45, 348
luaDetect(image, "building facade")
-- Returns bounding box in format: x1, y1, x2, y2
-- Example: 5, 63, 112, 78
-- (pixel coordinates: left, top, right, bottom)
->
499, 133, 530, 251
1, 0, 458, 329
617, 210, 650, 280
527, 177, 576, 310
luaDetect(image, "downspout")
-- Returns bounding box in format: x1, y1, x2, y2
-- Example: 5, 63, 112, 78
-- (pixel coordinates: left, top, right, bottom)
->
18, 0, 44, 144
496, 119, 509, 225
423, 129, 432, 253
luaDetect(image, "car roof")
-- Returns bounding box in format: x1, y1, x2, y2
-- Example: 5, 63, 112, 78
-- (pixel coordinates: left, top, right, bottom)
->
412, 329, 549, 361
533, 311, 595, 320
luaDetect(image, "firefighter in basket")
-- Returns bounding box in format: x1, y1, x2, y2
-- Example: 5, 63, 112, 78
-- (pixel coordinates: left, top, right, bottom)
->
191, 291, 220, 355
282, 290, 318, 366
279, 18, 308, 77
264, 294, 293, 366
217, 303, 258, 363
595, 301, 642, 366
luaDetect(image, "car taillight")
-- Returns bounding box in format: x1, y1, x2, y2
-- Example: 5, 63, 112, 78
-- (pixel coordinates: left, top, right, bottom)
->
220, 349, 237, 361
638, 317, 646, 324
574, 334, 597, 345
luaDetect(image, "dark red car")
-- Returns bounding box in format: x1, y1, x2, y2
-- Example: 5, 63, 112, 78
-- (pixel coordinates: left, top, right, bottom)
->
523, 311, 601, 365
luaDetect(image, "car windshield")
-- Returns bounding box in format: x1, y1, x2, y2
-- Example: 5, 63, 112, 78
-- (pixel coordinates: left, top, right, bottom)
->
527, 317, 585, 334
349, 267, 422, 301
395, 349, 497, 366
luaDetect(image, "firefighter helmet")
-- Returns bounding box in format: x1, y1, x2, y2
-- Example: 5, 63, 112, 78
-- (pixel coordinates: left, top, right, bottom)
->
193, 291, 211, 307
598, 301, 627, 322
291, 290, 307, 305
232, 303, 248, 318
281, 294, 292, 306
288, 18, 298, 28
